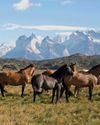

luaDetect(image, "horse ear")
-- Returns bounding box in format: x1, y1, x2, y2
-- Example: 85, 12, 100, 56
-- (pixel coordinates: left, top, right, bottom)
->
70, 62, 76, 66
30, 64, 35, 67
74, 62, 76, 65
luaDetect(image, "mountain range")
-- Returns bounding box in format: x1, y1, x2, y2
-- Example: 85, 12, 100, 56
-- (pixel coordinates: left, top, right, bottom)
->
1, 30, 100, 60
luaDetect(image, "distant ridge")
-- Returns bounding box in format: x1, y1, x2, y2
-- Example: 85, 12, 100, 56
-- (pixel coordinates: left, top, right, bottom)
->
0, 54, 100, 70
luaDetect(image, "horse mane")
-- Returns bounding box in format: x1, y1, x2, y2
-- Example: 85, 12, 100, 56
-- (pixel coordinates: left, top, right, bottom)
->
50, 64, 67, 80
18, 64, 35, 73
88, 64, 100, 71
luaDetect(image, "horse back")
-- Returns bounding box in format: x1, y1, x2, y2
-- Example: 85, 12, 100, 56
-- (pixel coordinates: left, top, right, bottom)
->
31, 74, 57, 90
88, 65, 100, 78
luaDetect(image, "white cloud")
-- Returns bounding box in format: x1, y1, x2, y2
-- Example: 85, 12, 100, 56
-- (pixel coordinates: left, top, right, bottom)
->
0, 23, 95, 31
13, 0, 41, 11
32, 3, 41, 7
62, 0, 72, 5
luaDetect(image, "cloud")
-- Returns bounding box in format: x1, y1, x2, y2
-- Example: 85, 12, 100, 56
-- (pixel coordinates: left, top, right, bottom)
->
13, 0, 41, 11
61, 0, 72, 5
0, 23, 95, 31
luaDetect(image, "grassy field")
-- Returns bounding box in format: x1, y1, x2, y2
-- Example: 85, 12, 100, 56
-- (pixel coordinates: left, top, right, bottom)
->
0, 70, 100, 125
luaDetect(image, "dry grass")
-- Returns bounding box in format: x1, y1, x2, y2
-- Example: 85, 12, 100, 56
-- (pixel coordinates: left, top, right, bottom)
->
0, 69, 100, 125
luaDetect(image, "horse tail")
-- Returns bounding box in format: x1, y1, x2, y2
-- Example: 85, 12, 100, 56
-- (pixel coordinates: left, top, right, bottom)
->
31, 75, 43, 93
31, 75, 37, 87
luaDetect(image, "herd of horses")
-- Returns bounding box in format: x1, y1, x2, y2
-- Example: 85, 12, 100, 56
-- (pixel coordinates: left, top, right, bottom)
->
0, 62, 100, 103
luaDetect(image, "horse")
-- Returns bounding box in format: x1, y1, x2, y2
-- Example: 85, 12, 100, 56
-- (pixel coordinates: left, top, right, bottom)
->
0, 64, 35, 97
42, 70, 55, 75
42, 69, 74, 97
31, 64, 73, 103
87, 64, 100, 84
69, 63, 100, 92
63, 63, 97, 101
88, 64, 100, 77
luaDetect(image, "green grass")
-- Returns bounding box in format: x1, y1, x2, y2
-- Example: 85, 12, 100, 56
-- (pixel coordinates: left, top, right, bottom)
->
0, 84, 100, 125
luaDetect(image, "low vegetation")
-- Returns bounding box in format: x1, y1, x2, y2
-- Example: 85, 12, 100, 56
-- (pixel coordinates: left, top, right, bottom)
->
0, 55, 100, 125
0, 69, 100, 125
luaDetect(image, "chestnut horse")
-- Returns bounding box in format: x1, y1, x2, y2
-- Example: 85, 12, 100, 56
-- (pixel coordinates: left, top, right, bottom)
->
63, 63, 97, 101
0, 64, 35, 97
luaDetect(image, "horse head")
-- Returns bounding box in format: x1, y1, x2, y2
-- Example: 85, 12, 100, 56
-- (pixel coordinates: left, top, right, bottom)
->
64, 64, 73, 76
18, 64, 35, 82
51, 64, 73, 81
70, 63, 76, 72
28, 64, 35, 77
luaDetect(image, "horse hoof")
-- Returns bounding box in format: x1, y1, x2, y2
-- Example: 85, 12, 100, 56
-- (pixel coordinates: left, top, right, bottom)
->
21, 95, 24, 98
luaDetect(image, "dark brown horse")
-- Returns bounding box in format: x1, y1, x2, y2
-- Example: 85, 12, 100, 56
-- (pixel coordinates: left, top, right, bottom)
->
31, 64, 73, 103
0, 64, 35, 97
42, 69, 74, 97
87, 64, 100, 84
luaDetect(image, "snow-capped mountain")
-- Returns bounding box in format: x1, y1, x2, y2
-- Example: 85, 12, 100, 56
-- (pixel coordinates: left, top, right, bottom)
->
3, 30, 100, 60
4, 34, 43, 60
0, 43, 14, 57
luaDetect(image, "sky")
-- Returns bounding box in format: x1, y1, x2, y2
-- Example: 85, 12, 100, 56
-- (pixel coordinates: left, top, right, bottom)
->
0, 0, 100, 44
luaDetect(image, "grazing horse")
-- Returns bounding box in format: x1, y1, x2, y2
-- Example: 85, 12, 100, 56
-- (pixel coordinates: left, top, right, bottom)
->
0, 64, 35, 97
31, 64, 73, 103
64, 63, 97, 101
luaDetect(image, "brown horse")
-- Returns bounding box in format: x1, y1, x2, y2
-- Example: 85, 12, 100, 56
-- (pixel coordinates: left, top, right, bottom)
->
70, 63, 100, 81
0, 64, 35, 97
63, 63, 97, 101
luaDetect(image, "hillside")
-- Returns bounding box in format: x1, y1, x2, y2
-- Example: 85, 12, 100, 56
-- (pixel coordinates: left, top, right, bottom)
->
0, 54, 100, 70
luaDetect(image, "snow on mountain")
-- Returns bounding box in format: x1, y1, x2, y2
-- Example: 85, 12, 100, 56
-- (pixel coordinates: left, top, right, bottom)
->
4, 34, 43, 60
62, 31, 95, 55
40, 36, 69, 59
3, 30, 100, 60
53, 32, 72, 43
0, 43, 14, 57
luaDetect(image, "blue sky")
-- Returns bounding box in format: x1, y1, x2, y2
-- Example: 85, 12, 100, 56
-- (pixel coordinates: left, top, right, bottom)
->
0, 0, 100, 44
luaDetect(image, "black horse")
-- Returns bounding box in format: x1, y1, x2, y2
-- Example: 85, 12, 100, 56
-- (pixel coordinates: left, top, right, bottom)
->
31, 64, 73, 103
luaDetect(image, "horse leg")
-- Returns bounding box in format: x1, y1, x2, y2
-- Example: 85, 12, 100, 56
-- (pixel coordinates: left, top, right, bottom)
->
0, 85, 4, 97
74, 86, 77, 97
64, 86, 70, 102
51, 88, 56, 103
68, 90, 74, 97
60, 86, 65, 98
65, 90, 69, 102
74, 86, 80, 99
76, 87, 80, 99
33, 91, 36, 102
55, 84, 61, 104
21, 83, 26, 97
88, 86, 93, 101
